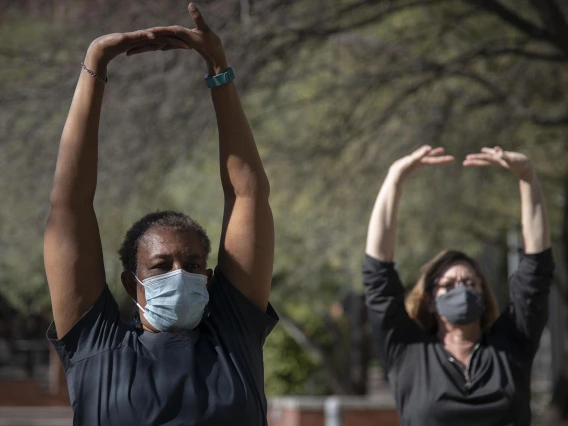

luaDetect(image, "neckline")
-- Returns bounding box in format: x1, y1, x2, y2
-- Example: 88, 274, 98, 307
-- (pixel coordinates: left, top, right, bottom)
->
436, 335, 484, 368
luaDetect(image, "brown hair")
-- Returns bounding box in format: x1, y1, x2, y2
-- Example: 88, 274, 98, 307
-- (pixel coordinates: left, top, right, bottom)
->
405, 250, 500, 334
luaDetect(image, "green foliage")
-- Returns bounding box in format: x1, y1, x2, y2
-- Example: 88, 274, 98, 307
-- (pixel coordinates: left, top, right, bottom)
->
264, 324, 329, 396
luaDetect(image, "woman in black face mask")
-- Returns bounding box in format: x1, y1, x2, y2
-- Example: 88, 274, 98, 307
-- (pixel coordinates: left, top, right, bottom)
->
363, 145, 553, 426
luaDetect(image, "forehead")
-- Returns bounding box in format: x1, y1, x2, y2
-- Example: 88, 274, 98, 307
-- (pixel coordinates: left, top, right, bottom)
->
439, 261, 476, 277
137, 226, 204, 260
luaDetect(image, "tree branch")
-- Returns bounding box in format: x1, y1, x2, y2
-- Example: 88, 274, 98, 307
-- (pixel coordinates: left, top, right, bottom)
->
467, 0, 552, 40
457, 45, 567, 63
528, 0, 568, 53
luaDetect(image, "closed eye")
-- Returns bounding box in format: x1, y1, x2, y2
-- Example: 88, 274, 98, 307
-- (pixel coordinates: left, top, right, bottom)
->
152, 263, 169, 270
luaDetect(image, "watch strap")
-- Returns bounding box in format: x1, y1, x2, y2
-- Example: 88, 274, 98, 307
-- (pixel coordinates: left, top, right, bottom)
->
205, 67, 235, 88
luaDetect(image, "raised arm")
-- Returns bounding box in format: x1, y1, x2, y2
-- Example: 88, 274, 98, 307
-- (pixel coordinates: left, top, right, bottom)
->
364, 146, 453, 372
366, 146, 454, 261
464, 147, 553, 355
170, 4, 273, 311
519, 164, 551, 254
463, 146, 551, 253
44, 32, 188, 338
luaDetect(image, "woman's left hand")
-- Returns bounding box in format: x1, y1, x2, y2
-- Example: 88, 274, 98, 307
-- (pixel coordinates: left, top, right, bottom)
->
463, 146, 533, 180
147, 3, 228, 75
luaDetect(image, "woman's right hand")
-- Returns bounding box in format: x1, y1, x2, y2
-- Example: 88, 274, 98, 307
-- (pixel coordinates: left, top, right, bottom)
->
388, 145, 454, 184
86, 30, 191, 69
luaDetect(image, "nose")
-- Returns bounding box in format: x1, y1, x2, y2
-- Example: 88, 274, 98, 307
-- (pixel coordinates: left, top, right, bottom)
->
171, 263, 184, 272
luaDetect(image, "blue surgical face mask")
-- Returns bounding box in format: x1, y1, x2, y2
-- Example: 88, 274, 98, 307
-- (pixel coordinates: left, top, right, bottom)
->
132, 269, 209, 332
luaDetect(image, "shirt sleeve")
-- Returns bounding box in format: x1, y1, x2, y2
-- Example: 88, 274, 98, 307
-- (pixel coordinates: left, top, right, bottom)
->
46, 286, 126, 371
363, 255, 425, 374
503, 248, 555, 358
207, 266, 279, 347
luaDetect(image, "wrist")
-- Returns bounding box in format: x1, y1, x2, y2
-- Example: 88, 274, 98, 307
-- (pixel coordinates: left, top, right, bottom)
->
517, 162, 536, 182
206, 57, 229, 76
85, 45, 110, 76
386, 167, 406, 187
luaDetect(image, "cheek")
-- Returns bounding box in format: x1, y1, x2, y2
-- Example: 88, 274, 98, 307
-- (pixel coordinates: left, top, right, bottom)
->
136, 284, 148, 305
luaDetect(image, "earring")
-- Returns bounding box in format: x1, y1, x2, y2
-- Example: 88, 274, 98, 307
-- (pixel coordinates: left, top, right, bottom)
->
132, 311, 141, 323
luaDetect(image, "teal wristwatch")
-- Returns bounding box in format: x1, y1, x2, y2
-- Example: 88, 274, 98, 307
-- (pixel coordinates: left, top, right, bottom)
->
205, 67, 235, 88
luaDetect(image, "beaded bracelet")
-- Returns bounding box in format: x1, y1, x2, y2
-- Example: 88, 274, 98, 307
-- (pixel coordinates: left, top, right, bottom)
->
80, 62, 108, 84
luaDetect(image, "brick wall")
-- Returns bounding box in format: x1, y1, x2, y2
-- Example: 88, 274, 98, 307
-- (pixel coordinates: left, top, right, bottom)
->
0, 346, 69, 406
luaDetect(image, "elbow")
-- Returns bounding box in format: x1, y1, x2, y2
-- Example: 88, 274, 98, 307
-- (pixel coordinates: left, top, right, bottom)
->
254, 174, 271, 199
48, 187, 66, 208
48, 186, 94, 210
226, 173, 271, 200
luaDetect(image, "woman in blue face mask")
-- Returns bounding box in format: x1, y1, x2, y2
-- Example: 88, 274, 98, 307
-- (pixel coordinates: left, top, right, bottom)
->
44, 4, 277, 426
363, 145, 554, 426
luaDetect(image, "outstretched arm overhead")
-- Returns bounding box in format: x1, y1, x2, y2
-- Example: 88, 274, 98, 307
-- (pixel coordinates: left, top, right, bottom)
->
463, 147, 551, 254
44, 31, 189, 338
364, 146, 453, 372
464, 147, 553, 356
366, 145, 455, 261
159, 4, 274, 311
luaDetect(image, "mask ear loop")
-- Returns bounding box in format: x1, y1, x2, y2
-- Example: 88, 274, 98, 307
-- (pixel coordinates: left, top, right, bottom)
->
131, 272, 146, 322
203, 303, 211, 319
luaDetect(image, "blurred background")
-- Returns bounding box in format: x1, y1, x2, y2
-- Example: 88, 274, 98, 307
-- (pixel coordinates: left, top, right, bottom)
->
0, 0, 567, 425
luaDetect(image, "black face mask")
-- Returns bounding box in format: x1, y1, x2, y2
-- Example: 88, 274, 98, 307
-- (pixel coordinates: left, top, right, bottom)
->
435, 285, 485, 325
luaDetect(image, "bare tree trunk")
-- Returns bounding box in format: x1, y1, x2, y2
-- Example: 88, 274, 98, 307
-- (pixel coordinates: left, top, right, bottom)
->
346, 294, 371, 395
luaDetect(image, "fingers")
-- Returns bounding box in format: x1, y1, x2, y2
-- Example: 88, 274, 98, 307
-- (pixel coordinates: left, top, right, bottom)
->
150, 36, 191, 49
125, 36, 191, 56
422, 155, 455, 165
425, 147, 450, 158
411, 145, 451, 160
160, 45, 192, 51
127, 45, 156, 56
146, 26, 186, 38
463, 153, 508, 168
145, 26, 204, 50
188, 3, 210, 31
121, 29, 190, 47
121, 30, 156, 41
483, 146, 510, 162
410, 145, 433, 160
127, 44, 191, 56
481, 146, 503, 154
462, 159, 493, 167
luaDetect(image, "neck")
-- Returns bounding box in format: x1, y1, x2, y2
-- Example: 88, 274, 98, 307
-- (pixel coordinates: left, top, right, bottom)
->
437, 321, 481, 348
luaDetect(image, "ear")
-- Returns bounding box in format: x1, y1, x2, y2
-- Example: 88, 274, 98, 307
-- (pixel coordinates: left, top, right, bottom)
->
121, 271, 138, 300
205, 268, 213, 287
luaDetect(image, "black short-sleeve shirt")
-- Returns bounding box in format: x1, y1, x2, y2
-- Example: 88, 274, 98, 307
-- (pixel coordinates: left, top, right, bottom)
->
363, 249, 554, 426
47, 267, 278, 426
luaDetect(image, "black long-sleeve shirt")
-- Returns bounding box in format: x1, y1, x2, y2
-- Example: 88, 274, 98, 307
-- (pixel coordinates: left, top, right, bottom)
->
363, 249, 554, 426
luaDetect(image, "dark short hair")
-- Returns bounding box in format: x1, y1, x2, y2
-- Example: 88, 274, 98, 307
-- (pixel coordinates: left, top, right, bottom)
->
118, 210, 211, 273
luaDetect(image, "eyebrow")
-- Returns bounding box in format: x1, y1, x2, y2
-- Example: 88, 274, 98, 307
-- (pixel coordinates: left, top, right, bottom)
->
149, 253, 203, 262
438, 276, 478, 280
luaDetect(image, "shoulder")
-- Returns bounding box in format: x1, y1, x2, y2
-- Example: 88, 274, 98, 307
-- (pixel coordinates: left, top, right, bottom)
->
207, 266, 278, 345
47, 286, 135, 370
